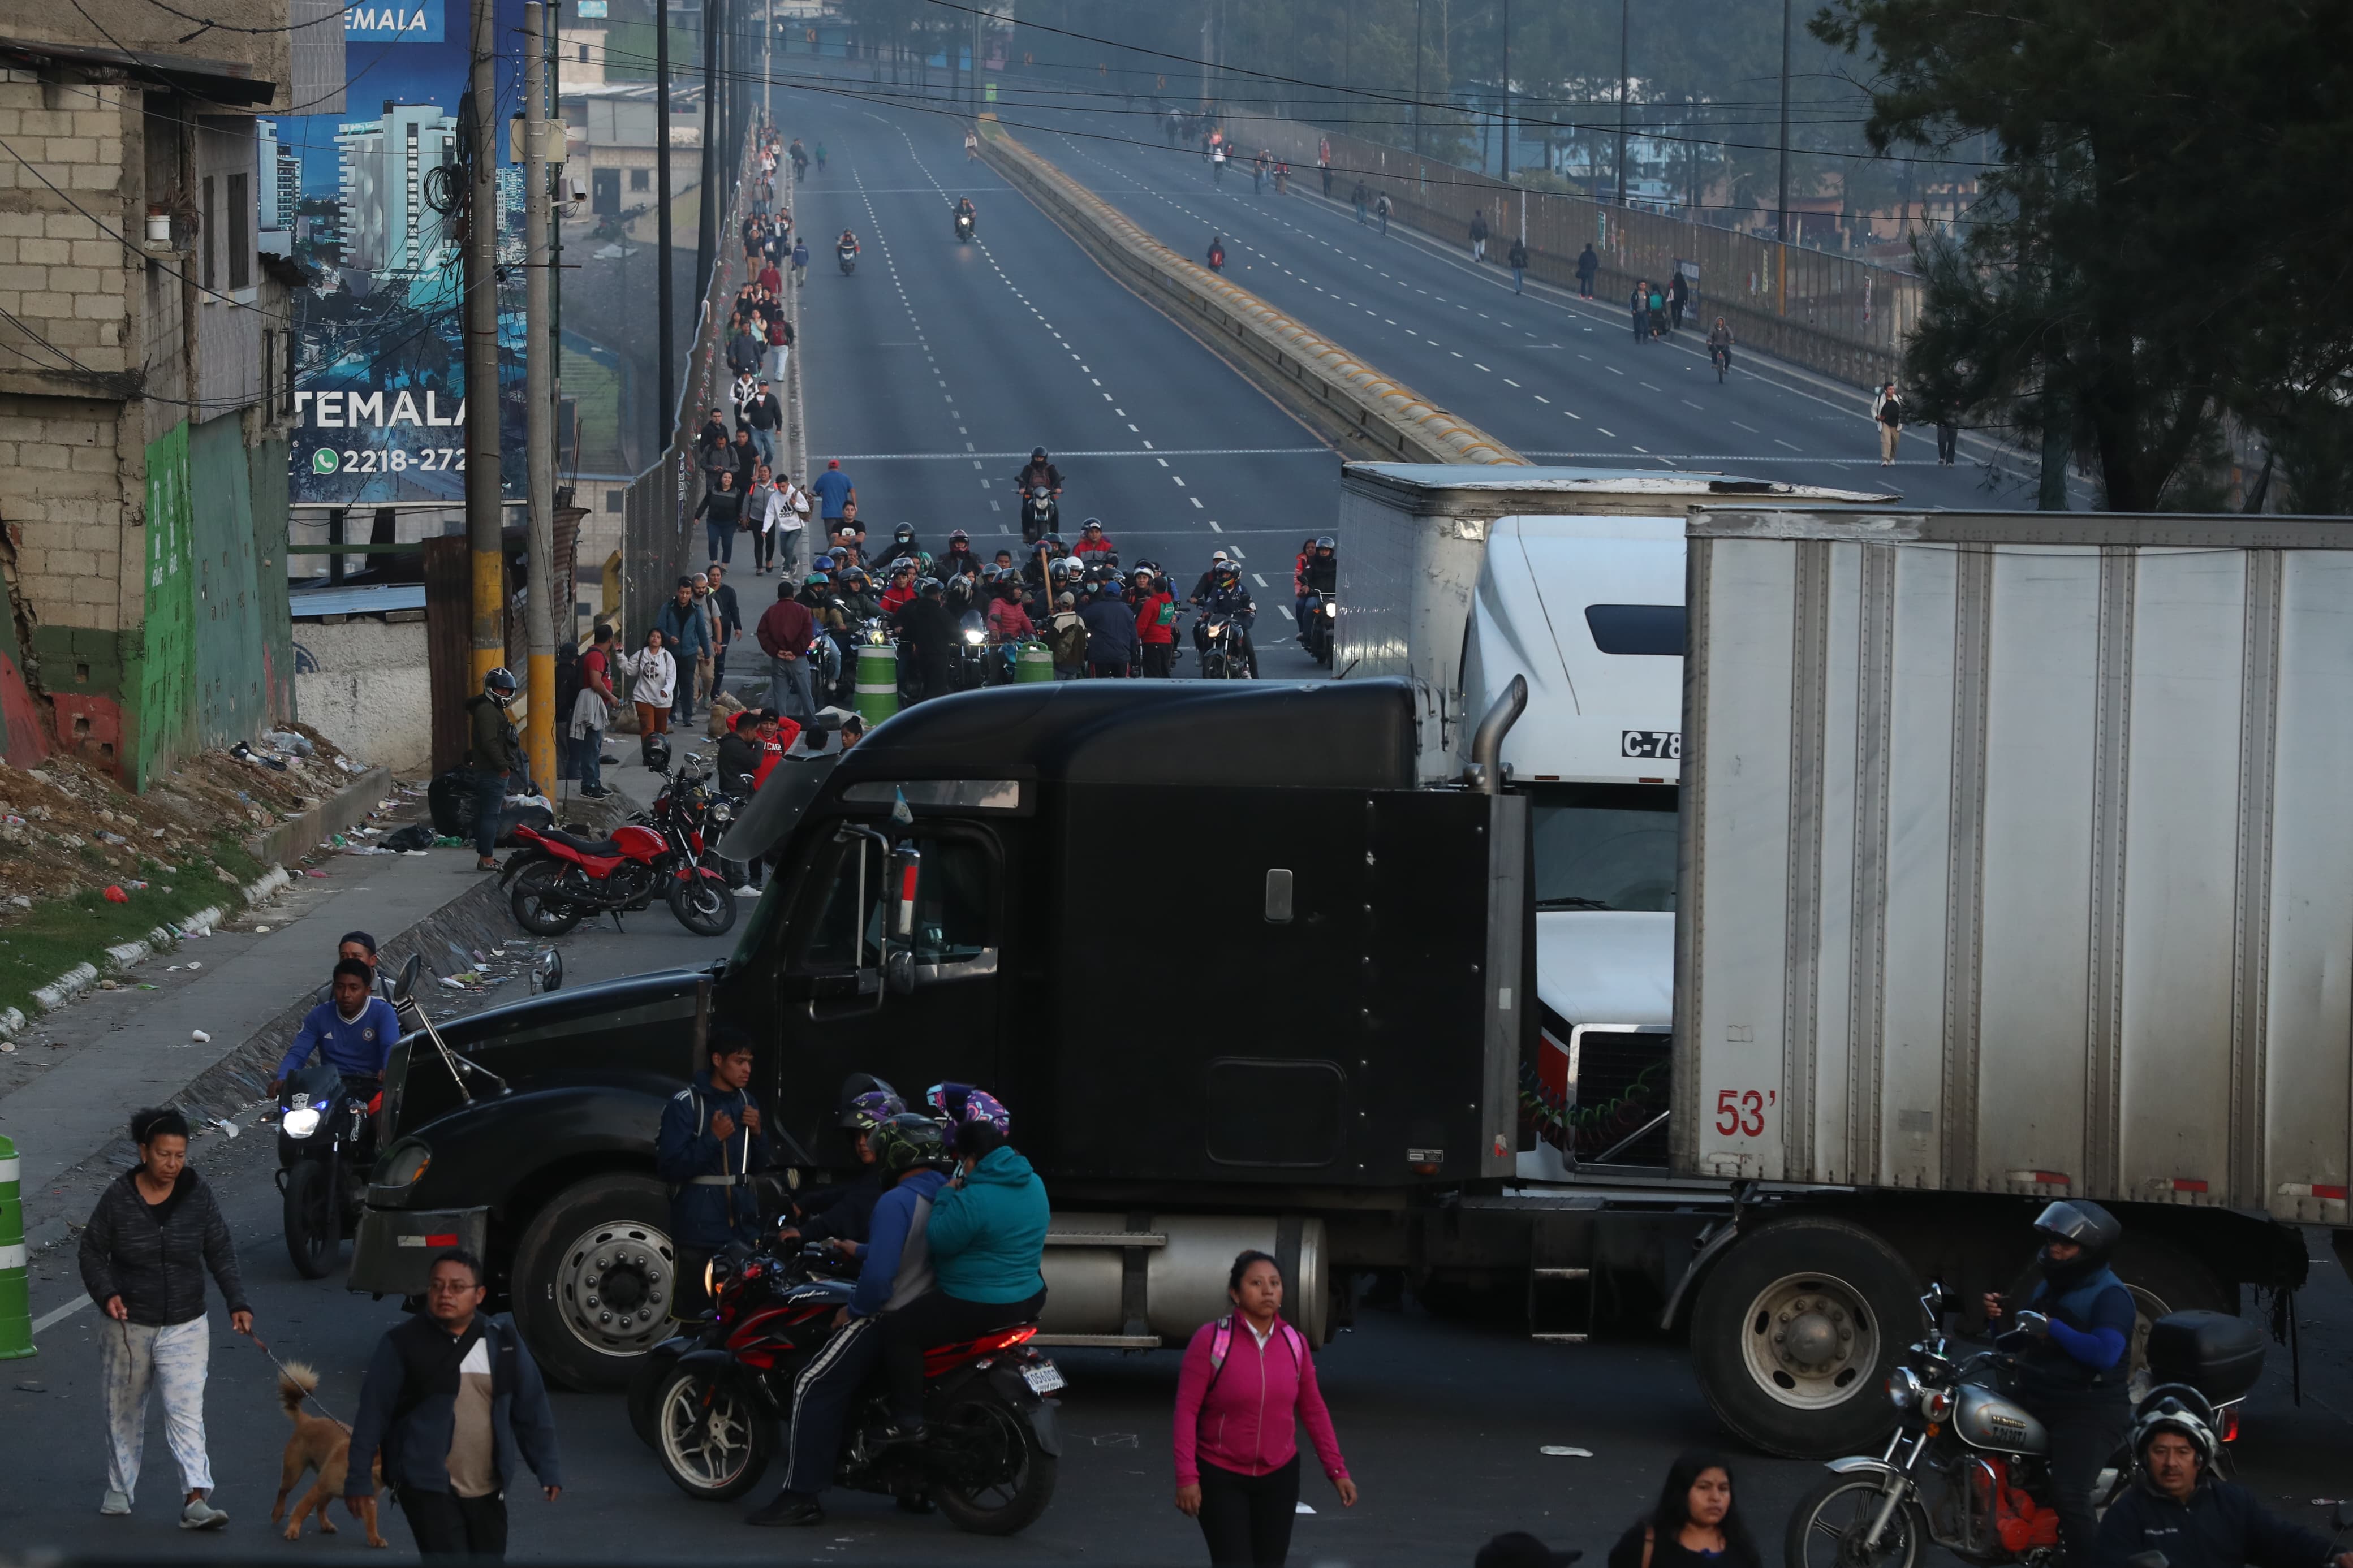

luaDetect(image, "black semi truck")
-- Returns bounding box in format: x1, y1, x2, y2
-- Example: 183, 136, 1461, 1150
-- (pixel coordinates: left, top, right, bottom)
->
350, 667, 2305, 1459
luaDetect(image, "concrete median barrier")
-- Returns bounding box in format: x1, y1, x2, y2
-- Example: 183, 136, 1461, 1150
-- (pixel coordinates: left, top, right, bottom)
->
977, 122, 1525, 468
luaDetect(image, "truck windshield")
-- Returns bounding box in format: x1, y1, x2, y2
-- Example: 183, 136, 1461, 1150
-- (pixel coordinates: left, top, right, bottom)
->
1528, 784, 1678, 912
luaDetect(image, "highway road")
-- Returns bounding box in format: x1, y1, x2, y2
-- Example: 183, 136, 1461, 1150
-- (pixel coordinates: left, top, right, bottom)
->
787, 97, 1333, 679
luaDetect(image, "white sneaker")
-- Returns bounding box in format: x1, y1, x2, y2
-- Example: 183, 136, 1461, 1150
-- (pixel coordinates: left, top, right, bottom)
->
99, 1488, 132, 1516
180, 1496, 229, 1530
734, 884, 764, 897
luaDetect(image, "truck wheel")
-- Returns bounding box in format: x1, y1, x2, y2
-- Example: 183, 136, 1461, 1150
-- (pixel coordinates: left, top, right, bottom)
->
1689, 1216, 1916, 1458
512, 1174, 678, 1390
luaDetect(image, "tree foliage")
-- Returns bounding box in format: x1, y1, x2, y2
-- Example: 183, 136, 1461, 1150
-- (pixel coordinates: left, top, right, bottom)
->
1813, 0, 2353, 511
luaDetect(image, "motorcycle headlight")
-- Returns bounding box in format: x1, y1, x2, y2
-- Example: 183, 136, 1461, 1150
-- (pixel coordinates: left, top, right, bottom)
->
280, 1107, 322, 1139
1886, 1367, 1924, 1412
711, 800, 733, 824
964, 629, 985, 645
376, 1140, 432, 1189
1324, 603, 1337, 616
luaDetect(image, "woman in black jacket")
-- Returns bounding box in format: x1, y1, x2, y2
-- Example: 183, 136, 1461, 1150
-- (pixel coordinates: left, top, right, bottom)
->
77, 1107, 253, 1528
1607, 1450, 1761, 1568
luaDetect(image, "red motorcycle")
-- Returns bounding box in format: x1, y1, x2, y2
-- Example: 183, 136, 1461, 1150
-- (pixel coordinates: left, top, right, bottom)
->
644, 1244, 1063, 1535
499, 750, 735, 937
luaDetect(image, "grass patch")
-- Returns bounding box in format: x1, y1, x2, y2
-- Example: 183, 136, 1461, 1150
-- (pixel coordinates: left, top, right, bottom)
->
0, 835, 270, 1024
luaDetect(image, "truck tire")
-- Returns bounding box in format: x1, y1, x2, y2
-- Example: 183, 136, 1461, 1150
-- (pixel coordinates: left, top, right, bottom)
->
1688, 1216, 1917, 1458
511, 1173, 678, 1391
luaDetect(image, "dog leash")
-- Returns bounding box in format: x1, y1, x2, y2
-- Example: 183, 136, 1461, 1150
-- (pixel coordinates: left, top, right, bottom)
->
239, 1326, 351, 1429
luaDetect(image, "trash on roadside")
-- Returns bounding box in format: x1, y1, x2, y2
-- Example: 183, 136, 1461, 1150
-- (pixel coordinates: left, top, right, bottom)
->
186, 960, 203, 970
1539, 1446, 1593, 1458
304, 870, 329, 878
438, 976, 466, 990
102, 885, 129, 903
253, 925, 271, 934
380, 823, 437, 853
190, 1029, 210, 1043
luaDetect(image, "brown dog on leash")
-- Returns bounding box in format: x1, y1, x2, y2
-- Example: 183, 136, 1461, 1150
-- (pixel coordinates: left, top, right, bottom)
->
272, 1362, 387, 1547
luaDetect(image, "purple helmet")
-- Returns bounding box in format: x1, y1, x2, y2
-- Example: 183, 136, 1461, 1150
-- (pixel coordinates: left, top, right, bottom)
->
925, 1082, 1010, 1150
837, 1072, 905, 1132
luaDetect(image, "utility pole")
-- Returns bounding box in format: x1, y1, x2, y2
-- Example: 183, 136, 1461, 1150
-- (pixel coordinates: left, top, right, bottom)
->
1615, 0, 1628, 204
522, 1, 557, 791
1498, 0, 1509, 178
657, 0, 675, 446
464, 0, 503, 690
1775, 0, 1791, 241
696, 0, 718, 298
1413, 0, 1423, 153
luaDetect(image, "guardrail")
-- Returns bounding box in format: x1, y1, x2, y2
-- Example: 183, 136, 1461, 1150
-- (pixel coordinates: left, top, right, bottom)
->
978, 122, 1524, 468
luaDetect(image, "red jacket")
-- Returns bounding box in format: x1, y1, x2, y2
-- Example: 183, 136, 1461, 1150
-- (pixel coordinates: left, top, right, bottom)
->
1171, 1314, 1348, 1487
880, 584, 914, 614
1135, 591, 1175, 645
757, 264, 782, 295
750, 720, 799, 790
754, 597, 815, 659
986, 598, 1034, 640
1074, 534, 1115, 558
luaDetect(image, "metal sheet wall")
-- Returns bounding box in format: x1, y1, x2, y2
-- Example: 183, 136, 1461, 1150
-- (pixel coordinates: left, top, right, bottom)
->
1681, 524, 2353, 1223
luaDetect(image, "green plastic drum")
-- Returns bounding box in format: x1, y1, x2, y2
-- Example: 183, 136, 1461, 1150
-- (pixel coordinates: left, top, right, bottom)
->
0, 1134, 29, 1359
1014, 641, 1054, 684
855, 642, 900, 727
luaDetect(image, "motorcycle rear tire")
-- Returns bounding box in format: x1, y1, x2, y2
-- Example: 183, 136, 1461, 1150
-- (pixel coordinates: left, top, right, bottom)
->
510, 861, 583, 936
668, 868, 738, 936
652, 1364, 775, 1501
283, 1157, 340, 1280
1784, 1470, 1927, 1568
930, 1393, 1058, 1536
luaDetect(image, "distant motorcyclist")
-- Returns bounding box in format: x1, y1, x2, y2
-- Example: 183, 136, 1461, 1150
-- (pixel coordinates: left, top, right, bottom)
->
953, 196, 976, 231
2095, 1390, 2353, 1568
1985, 1202, 2136, 1568
835, 227, 859, 257
940, 527, 982, 580
1015, 447, 1063, 498
781, 1079, 906, 1253
889, 578, 957, 701
1295, 535, 1337, 634
873, 522, 927, 573
656, 1023, 766, 1320
1195, 561, 1259, 676
1189, 549, 1233, 604
745, 1113, 951, 1528
1072, 519, 1115, 560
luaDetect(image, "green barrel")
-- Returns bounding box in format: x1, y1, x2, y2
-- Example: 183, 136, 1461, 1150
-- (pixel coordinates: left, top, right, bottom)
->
1013, 641, 1054, 684
0, 1135, 29, 1359
855, 642, 900, 727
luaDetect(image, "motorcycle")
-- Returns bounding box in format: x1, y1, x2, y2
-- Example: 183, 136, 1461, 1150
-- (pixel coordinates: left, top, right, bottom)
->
1197, 610, 1255, 679
501, 751, 736, 938
954, 209, 976, 243
1786, 1285, 2262, 1568
274, 1059, 374, 1279
837, 244, 858, 275
1019, 487, 1059, 545
1301, 589, 1336, 667
649, 1243, 1063, 1535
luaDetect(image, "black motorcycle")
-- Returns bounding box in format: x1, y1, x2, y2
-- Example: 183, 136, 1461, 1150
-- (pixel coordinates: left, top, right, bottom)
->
275, 1059, 373, 1278
1197, 610, 1255, 679
1301, 589, 1336, 667
649, 1244, 1062, 1535
954, 209, 976, 243
1018, 487, 1058, 545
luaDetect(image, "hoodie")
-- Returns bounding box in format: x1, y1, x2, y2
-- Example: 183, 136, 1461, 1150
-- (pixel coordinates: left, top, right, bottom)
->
2095, 1474, 2335, 1568
925, 1146, 1049, 1304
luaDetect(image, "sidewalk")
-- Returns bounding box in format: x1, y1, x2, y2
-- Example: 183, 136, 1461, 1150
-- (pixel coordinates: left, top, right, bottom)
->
0, 845, 507, 1230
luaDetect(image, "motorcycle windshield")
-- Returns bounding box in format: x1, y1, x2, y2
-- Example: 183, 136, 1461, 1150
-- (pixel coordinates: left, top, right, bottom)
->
717, 752, 841, 863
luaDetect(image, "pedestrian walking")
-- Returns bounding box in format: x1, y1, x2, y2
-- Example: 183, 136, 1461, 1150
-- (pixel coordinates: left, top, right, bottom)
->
344, 1250, 561, 1558
695, 469, 745, 565
614, 628, 676, 737
1576, 242, 1600, 299
1667, 268, 1690, 332
1507, 236, 1529, 294
1373, 192, 1391, 235
1936, 412, 1960, 465
1631, 282, 1649, 342
461, 667, 520, 870
1351, 180, 1368, 224
790, 236, 809, 283
1647, 282, 1667, 340
1173, 1251, 1356, 1566
1317, 137, 1331, 198
1873, 381, 1906, 466
655, 577, 712, 724
570, 625, 614, 797
1607, 1452, 1761, 1568
1469, 210, 1489, 264
705, 563, 743, 697
79, 1106, 251, 1528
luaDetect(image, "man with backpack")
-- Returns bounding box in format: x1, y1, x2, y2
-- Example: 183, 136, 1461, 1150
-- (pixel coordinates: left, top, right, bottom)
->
343, 1250, 561, 1558
1134, 568, 1179, 677
656, 1025, 768, 1320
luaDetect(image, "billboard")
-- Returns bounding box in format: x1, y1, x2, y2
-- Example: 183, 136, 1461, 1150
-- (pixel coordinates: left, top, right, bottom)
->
281, 1, 527, 504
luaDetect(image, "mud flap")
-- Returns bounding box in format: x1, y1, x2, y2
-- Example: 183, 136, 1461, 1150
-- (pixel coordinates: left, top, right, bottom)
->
348, 1205, 489, 1296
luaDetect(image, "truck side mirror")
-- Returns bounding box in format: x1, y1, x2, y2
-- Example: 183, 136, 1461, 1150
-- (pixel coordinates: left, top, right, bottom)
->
885, 947, 916, 995
393, 953, 423, 1005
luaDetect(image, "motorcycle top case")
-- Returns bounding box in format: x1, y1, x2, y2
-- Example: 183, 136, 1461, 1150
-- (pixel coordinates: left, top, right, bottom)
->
2143, 1310, 2265, 1405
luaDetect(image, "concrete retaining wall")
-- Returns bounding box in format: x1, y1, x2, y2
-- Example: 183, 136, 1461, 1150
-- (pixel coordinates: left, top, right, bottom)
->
292, 617, 432, 771
978, 124, 1524, 468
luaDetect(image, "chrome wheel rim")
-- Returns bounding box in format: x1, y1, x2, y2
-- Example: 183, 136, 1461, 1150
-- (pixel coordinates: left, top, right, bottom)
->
658, 1376, 755, 1492
1796, 1478, 1916, 1568
551, 1218, 674, 1358
1738, 1271, 1880, 1410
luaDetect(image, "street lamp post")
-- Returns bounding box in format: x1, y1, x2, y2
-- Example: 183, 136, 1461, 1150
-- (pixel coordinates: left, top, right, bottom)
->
1776, 0, 1791, 241
1615, 0, 1628, 204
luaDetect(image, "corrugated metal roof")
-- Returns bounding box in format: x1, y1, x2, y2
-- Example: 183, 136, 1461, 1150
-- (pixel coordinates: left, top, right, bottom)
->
287, 583, 426, 618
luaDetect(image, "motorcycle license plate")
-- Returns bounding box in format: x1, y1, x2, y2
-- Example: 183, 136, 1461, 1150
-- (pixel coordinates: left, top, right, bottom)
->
1021, 1360, 1066, 1395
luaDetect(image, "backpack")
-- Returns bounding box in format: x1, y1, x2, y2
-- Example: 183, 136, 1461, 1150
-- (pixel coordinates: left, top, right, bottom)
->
1156, 599, 1179, 628
1205, 1312, 1308, 1393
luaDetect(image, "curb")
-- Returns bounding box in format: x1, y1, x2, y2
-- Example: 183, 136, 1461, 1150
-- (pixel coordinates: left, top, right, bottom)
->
247, 764, 393, 867
977, 121, 1524, 468
0, 865, 292, 1042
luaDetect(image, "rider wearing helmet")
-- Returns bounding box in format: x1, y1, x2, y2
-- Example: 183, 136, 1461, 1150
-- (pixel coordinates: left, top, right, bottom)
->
463, 666, 522, 870
748, 1112, 953, 1529
1295, 535, 1338, 635
1015, 447, 1063, 498
940, 527, 981, 580
1189, 548, 1233, 604
1194, 559, 1260, 676
889, 577, 958, 701
2095, 1389, 2353, 1568
782, 1075, 907, 1252
1073, 519, 1115, 559
874, 522, 927, 573
1984, 1202, 2136, 1568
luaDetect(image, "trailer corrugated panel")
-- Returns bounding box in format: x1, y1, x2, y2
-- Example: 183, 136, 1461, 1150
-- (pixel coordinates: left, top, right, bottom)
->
1677, 511, 2353, 1225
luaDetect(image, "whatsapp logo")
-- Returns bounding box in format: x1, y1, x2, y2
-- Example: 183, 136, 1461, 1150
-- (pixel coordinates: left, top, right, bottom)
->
311, 448, 339, 475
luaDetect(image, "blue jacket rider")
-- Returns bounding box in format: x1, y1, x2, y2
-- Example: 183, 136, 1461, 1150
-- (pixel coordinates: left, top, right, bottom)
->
275, 958, 401, 1090
657, 1027, 768, 1286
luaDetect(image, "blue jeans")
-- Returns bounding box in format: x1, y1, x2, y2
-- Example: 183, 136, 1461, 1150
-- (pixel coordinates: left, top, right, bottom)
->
574, 729, 602, 791
470, 768, 508, 859
769, 654, 814, 723
707, 520, 735, 565
1513, 265, 1525, 293
750, 426, 777, 470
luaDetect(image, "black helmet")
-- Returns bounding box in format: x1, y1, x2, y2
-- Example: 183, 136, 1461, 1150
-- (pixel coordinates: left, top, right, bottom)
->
869, 1112, 948, 1174
2033, 1199, 2122, 1284
1031, 447, 1047, 460
894, 523, 915, 543
919, 577, 944, 597
2131, 1388, 2219, 1470
482, 667, 519, 702
640, 732, 672, 772
949, 528, 970, 544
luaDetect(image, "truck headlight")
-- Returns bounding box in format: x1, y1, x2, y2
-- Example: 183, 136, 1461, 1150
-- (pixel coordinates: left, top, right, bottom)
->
376, 1140, 432, 1190
281, 1107, 322, 1139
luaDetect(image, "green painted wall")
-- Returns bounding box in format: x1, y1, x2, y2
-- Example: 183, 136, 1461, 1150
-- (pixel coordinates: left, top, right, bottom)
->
248, 433, 294, 722
189, 414, 268, 750
131, 421, 194, 789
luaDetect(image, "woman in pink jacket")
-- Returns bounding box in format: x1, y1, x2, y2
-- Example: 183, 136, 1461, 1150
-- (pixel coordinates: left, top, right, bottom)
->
1172, 1250, 1358, 1566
